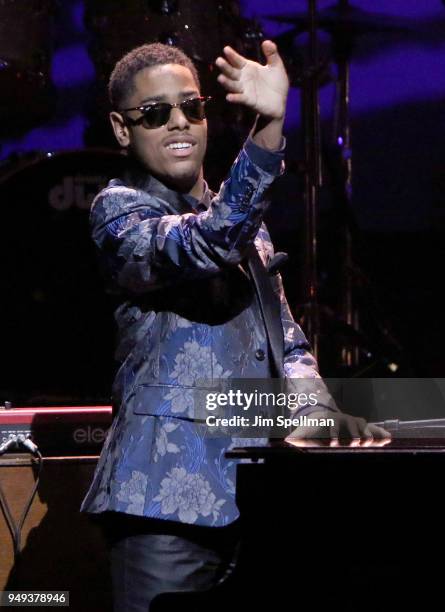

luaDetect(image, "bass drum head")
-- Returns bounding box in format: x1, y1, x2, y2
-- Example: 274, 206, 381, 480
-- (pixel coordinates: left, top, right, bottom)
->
0, 149, 129, 406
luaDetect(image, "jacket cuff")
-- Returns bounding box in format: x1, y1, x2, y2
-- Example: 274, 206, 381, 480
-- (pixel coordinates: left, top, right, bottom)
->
244, 135, 286, 176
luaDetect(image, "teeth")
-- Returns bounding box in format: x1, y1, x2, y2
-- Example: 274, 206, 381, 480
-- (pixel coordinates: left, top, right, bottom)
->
166, 142, 193, 149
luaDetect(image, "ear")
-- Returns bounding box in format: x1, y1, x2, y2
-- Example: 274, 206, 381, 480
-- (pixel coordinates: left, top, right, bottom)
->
110, 111, 130, 147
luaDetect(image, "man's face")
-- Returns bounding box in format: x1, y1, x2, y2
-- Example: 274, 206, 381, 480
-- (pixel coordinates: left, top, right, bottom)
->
111, 63, 207, 194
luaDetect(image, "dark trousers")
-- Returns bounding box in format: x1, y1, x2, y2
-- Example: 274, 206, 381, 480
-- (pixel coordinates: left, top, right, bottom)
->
96, 511, 241, 612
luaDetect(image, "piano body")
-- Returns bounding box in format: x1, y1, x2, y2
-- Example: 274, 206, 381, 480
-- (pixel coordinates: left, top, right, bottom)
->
152, 439, 445, 611
226, 441, 445, 610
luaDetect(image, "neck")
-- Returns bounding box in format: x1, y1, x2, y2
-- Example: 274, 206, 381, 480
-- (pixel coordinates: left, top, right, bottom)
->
187, 170, 204, 200
165, 167, 204, 199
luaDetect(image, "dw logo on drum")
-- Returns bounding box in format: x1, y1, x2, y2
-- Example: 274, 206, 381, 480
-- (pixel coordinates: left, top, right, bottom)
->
48, 175, 108, 211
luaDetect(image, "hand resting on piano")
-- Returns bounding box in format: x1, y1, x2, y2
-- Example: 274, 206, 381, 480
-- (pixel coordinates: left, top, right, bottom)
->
284, 410, 391, 448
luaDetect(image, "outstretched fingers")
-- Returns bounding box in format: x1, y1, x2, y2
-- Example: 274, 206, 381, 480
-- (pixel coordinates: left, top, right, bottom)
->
261, 39, 281, 66
215, 56, 241, 80
225, 92, 247, 104
216, 73, 243, 93
222, 45, 247, 69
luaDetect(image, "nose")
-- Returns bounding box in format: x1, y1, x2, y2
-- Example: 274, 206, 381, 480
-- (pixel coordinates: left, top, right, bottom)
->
167, 104, 190, 130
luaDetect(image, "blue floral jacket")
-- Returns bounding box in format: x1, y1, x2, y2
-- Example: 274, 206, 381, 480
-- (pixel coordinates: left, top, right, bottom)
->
80, 136, 334, 527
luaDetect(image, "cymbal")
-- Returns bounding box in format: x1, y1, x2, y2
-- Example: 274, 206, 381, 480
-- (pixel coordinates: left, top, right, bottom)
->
265, 4, 418, 36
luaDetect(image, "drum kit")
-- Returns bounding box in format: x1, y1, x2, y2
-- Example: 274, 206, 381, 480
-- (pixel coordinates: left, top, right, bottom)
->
0, 0, 437, 403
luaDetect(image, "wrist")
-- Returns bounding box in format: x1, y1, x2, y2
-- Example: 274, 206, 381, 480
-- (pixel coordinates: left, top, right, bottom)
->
251, 115, 285, 151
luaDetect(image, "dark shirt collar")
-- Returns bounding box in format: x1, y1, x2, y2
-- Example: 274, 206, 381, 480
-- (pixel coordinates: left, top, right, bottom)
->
122, 157, 212, 213
182, 181, 212, 211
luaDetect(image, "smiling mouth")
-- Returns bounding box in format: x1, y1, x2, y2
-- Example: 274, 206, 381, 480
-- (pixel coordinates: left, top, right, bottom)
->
165, 142, 196, 157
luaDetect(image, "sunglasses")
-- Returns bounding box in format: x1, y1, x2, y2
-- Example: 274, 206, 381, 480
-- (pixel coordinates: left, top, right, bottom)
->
119, 96, 212, 129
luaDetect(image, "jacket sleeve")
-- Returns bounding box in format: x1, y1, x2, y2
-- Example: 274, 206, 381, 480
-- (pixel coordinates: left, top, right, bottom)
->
90, 137, 285, 294
275, 272, 340, 416
256, 220, 339, 416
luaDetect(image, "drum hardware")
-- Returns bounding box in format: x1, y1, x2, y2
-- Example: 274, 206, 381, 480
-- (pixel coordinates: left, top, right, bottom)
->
323, 0, 405, 372
265, 3, 419, 36
298, 0, 323, 360
266, 0, 406, 372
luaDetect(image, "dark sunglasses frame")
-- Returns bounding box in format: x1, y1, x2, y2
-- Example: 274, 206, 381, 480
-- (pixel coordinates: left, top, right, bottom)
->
119, 96, 212, 129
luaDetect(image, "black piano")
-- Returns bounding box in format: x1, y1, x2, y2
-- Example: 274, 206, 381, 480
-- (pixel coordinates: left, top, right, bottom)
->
152, 434, 445, 611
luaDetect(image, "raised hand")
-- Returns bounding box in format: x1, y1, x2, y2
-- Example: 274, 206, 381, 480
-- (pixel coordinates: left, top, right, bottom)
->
215, 40, 289, 120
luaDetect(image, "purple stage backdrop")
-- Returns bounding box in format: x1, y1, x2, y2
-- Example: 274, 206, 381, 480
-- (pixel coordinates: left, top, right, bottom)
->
0, 1, 444, 387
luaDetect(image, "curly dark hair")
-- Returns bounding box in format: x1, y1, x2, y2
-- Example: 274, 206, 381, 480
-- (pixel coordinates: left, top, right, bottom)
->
108, 43, 201, 110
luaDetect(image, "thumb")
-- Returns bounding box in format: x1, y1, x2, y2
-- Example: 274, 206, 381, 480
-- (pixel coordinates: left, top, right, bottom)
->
262, 40, 280, 66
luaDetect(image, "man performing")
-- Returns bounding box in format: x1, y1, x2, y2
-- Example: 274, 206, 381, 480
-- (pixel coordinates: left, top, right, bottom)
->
81, 39, 389, 610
